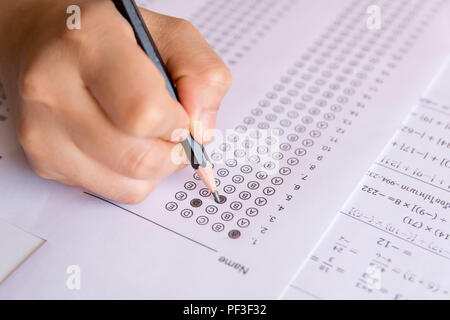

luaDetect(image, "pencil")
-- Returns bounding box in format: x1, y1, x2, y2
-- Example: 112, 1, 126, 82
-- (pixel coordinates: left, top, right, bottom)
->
111, 0, 221, 203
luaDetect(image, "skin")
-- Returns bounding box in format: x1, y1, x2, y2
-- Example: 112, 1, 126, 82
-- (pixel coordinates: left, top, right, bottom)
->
0, 0, 232, 204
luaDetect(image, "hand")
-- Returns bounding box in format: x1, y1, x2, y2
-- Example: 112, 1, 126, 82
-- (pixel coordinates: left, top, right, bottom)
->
0, 0, 231, 203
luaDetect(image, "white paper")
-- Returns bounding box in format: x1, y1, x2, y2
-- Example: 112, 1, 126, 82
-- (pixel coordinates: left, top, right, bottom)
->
284, 58, 450, 300
0, 0, 449, 298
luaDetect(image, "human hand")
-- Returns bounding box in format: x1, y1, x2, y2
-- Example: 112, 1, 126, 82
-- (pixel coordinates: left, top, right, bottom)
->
0, 0, 231, 203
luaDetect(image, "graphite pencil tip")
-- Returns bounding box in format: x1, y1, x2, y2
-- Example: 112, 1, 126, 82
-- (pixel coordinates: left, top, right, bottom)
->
213, 191, 221, 203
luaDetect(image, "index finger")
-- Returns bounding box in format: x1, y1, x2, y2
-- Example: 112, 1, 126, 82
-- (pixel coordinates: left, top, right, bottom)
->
141, 9, 232, 143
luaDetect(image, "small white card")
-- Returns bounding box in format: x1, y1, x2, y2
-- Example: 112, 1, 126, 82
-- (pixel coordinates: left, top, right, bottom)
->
0, 219, 45, 284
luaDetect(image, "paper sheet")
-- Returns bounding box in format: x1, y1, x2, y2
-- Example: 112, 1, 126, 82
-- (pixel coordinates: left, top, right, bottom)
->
0, 0, 449, 298
283, 59, 450, 300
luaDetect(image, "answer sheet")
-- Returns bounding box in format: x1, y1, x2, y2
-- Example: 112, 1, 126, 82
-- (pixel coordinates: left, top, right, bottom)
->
0, 0, 449, 298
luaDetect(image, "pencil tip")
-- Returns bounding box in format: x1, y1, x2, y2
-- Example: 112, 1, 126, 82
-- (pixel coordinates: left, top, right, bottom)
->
213, 191, 221, 203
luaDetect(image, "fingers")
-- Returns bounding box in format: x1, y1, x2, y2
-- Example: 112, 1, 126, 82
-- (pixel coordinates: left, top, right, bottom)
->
76, 163, 161, 205
78, 8, 189, 141
60, 82, 188, 180
18, 96, 161, 204
61, 143, 162, 204
140, 9, 232, 143
17, 50, 186, 204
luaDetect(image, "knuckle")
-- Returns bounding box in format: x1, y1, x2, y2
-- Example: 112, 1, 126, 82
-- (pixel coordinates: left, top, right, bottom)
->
16, 110, 54, 169
17, 115, 40, 152
18, 70, 46, 101
27, 152, 63, 182
119, 183, 156, 204
32, 167, 56, 181
121, 147, 157, 179
203, 64, 233, 90
172, 17, 196, 32
123, 88, 168, 137
143, 103, 166, 130
124, 97, 166, 137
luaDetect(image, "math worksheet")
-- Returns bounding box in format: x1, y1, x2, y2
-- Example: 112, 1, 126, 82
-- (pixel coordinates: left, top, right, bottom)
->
284, 61, 450, 300
0, 0, 449, 299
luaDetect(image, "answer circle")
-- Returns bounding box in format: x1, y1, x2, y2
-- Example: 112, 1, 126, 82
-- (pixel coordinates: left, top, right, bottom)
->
217, 168, 229, 177
226, 159, 238, 167
255, 197, 267, 206
205, 205, 218, 215
239, 191, 252, 200
256, 171, 268, 180
228, 229, 241, 239
184, 181, 197, 191
246, 207, 259, 217
279, 167, 292, 175
241, 165, 253, 174
237, 218, 250, 228
271, 177, 284, 185
165, 202, 178, 211
190, 198, 203, 208
196, 216, 209, 225
230, 201, 243, 211
180, 209, 193, 218
263, 187, 276, 196
175, 191, 187, 201
224, 185, 236, 194
216, 195, 227, 204
212, 223, 225, 232
199, 188, 211, 197
232, 175, 244, 184
247, 181, 260, 190
221, 212, 234, 221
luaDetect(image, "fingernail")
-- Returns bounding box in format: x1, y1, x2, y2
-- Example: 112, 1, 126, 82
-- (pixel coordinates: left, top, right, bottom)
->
190, 119, 204, 144
170, 128, 190, 143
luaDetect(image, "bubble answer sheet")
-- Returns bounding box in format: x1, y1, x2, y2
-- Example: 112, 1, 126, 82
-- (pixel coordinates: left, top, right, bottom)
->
0, 0, 450, 299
